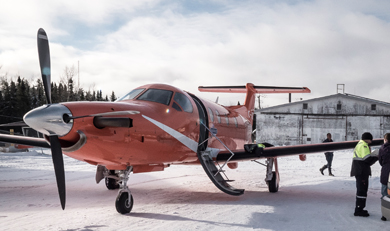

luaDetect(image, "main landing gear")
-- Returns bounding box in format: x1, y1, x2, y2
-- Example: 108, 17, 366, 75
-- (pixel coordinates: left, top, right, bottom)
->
263, 158, 280, 193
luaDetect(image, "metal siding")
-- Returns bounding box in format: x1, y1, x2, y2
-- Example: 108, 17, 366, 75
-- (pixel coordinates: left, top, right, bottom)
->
256, 94, 390, 146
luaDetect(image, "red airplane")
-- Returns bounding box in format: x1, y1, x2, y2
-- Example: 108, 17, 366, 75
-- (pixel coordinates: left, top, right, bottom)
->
0, 29, 383, 214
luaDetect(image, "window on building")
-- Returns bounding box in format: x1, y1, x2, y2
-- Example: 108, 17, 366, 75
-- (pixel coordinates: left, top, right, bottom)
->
303, 103, 308, 110
337, 103, 342, 110
371, 104, 376, 110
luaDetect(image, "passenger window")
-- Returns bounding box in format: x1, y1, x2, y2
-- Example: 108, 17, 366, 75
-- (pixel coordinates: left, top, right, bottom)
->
225, 116, 229, 125
215, 110, 221, 123
208, 108, 214, 122
116, 88, 145, 101
234, 117, 238, 127
138, 89, 173, 105
173, 92, 193, 113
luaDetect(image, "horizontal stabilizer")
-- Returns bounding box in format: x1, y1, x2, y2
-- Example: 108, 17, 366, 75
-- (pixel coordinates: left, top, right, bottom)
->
198, 85, 311, 94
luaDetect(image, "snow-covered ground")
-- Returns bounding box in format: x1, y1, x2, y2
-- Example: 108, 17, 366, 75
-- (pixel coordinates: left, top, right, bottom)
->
0, 148, 388, 230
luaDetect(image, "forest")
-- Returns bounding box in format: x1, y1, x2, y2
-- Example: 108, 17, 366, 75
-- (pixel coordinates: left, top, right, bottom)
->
0, 67, 117, 125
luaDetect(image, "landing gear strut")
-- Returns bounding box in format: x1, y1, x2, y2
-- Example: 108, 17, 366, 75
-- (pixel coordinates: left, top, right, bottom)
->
265, 158, 279, 193
115, 166, 134, 214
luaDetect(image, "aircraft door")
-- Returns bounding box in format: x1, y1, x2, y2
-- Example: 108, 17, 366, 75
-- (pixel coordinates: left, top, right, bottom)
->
189, 94, 209, 151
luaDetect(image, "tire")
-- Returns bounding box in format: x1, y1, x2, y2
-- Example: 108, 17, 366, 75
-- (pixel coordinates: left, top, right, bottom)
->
105, 177, 119, 190
115, 192, 134, 214
105, 170, 119, 190
267, 171, 279, 193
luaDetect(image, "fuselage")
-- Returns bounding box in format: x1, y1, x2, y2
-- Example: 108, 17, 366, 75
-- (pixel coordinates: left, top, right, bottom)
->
56, 83, 253, 172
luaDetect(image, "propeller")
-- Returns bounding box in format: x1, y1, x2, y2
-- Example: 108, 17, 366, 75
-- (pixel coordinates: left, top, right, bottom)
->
37, 28, 52, 105
37, 28, 66, 210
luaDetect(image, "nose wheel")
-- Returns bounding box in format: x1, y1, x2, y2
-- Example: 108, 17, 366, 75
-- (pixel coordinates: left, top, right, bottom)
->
115, 166, 134, 214
116, 191, 134, 214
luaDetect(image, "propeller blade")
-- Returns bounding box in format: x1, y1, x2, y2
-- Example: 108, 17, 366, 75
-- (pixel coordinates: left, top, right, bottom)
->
49, 135, 66, 210
37, 28, 52, 104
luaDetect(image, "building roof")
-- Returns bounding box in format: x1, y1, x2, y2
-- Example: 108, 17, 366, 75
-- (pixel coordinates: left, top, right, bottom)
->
256, 93, 390, 112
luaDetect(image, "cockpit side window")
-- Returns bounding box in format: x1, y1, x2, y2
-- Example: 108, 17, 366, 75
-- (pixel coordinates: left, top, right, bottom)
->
116, 88, 145, 101
173, 92, 193, 113
138, 89, 173, 105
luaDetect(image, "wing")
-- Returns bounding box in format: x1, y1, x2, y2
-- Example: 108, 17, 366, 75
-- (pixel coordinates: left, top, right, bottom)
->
216, 139, 384, 162
0, 134, 50, 148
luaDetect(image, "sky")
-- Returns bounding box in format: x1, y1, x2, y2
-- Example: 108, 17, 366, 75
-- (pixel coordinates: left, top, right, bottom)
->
1, 0, 390, 107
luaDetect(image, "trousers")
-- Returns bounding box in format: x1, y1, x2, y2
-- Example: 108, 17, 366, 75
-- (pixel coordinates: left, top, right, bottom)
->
355, 174, 369, 211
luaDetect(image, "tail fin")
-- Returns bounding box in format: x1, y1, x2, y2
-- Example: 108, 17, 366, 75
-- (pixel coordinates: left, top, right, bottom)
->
198, 83, 311, 110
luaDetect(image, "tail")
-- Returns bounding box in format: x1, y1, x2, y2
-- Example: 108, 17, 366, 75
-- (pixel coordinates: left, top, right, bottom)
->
198, 83, 311, 111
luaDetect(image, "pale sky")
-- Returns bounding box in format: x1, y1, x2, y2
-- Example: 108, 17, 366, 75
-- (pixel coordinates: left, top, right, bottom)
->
1, 0, 390, 107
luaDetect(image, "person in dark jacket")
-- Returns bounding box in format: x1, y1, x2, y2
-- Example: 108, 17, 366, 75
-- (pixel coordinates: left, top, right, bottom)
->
320, 133, 334, 176
351, 132, 378, 217
378, 133, 390, 198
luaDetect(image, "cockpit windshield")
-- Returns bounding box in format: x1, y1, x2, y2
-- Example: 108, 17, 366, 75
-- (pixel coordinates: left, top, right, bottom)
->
116, 88, 145, 101
137, 88, 173, 105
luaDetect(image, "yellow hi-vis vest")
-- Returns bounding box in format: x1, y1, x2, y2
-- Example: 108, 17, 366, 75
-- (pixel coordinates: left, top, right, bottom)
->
257, 143, 265, 148
353, 140, 371, 160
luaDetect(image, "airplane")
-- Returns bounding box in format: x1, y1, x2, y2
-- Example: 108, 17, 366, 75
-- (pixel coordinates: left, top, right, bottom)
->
0, 28, 384, 214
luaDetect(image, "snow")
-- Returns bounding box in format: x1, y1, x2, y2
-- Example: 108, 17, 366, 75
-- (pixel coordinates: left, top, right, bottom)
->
0, 148, 388, 230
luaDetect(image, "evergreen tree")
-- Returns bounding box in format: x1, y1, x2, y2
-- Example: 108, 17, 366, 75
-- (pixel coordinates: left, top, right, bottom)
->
78, 88, 85, 101
16, 76, 31, 117
36, 79, 45, 106
68, 78, 75, 101
92, 91, 96, 101
110, 91, 117, 101
0, 71, 117, 124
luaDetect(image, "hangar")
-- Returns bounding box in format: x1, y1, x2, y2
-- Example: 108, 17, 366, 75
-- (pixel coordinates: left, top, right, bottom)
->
255, 93, 390, 146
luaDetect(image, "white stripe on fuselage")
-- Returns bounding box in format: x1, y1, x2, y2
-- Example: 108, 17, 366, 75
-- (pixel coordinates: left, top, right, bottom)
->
142, 115, 198, 152
142, 115, 220, 157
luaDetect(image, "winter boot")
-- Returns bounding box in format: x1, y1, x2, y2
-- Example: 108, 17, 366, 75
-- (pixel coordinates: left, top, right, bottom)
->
319, 165, 327, 175
354, 209, 369, 217
329, 168, 334, 177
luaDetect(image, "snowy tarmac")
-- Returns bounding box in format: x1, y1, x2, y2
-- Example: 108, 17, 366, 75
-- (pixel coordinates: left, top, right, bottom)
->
0, 148, 388, 230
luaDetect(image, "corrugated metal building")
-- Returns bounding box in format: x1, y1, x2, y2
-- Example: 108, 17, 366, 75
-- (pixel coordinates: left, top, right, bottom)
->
255, 93, 390, 146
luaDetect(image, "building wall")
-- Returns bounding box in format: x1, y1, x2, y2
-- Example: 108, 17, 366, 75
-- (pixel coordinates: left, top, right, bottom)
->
256, 94, 390, 146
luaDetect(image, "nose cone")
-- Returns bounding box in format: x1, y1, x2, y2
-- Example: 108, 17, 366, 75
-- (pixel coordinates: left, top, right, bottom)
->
23, 104, 73, 136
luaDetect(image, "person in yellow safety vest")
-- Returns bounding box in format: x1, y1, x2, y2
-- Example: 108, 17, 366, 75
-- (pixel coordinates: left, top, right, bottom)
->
257, 143, 265, 148
350, 132, 378, 217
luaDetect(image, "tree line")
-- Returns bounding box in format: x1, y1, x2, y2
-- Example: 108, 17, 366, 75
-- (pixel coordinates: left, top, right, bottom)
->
0, 72, 117, 125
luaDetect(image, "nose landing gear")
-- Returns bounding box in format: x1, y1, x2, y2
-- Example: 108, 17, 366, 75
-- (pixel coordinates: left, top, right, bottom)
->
115, 166, 134, 214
